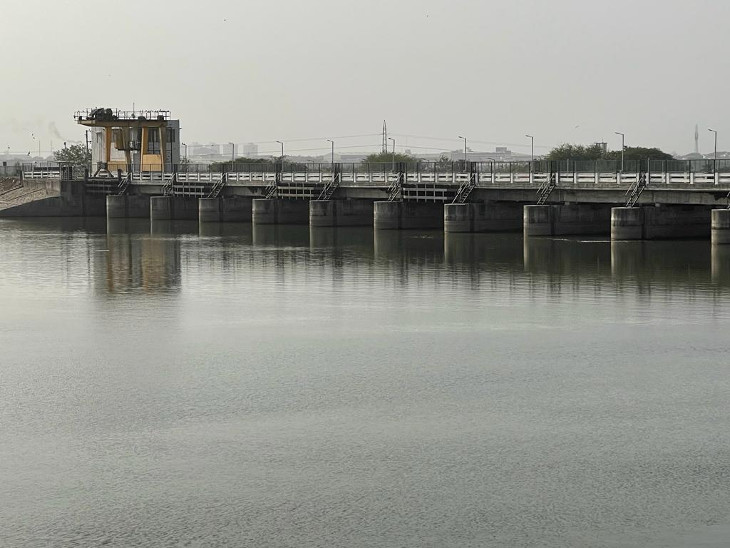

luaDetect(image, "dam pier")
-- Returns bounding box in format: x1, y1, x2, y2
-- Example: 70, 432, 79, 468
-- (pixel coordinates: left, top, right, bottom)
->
4, 158, 730, 243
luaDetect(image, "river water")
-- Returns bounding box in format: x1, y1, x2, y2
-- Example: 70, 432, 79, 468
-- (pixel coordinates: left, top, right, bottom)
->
1, 217, 729, 547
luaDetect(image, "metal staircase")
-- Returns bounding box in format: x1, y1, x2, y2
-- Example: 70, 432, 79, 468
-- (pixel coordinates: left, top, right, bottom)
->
317, 171, 341, 200
626, 171, 647, 207
452, 163, 477, 204
387, 171, 403, 201
116, 173, 131, 195
536, 170, 556, 205
207, 174, 226, 198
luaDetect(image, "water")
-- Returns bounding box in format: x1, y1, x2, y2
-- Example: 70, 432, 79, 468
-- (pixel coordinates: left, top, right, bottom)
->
1, 218, 730, 547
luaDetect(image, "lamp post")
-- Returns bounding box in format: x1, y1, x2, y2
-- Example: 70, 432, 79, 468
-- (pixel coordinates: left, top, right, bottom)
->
229, 142, 235, 164
458, 135, 467, 170
326, 139, 334, 165
614, 132, 625, 172
275, 140, 284, 160
182, 142, 188, 161
388, 137, 395, 171
708, 129, 718, 172
525, 134, 534, 171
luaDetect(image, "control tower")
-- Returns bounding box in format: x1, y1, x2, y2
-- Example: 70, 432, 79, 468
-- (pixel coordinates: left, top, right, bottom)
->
75, 108, 180, 175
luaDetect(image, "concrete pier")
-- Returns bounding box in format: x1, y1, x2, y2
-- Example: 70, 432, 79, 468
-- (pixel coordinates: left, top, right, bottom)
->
198, 197, 252, 223
445, 202, 523, 233
150, 196, 199, 221
373, 201, 443, 230
309, 199, 373, 227
523, 204, 610, 237
612, 206, 711, 240
106, 195, 150, 219
251, 199, 309, 225
711, 209, 730, 245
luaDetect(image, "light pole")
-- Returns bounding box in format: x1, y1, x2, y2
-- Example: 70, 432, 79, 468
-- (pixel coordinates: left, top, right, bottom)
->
458, 135, 467, 169
388, 137, 395, 171
182, 142, 188, 161
229, 142, 235, 164
708, 129, 718, 172
326, 139, 334, 165
525, 134, 534, 171
614, 132, 625, 172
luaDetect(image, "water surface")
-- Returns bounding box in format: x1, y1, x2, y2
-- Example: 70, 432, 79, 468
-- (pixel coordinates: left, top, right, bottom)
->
1, 218, 729, 547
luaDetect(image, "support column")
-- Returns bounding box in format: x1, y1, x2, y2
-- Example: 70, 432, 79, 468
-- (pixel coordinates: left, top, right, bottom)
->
523, 205, 555, 236
445, 202, 523, 233
310, 199, 373, 227
711, 209, 730, 245
150, 196, 199, 221
612, 206, 711, 240
252, 199, 308, 225
524, 204, 611, 237
106, 195, 128, 219
374, 201, 443, 230
150, 196, 174, 221
198, 198, 221, 223
107, 195, 150, 219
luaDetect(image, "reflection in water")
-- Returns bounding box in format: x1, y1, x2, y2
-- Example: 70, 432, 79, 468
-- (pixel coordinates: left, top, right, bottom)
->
712, 244, 730, 286
252, 223, 310, 248
4, 220, 730, 547
611, 240, 713, 293
102, 230, 181, 294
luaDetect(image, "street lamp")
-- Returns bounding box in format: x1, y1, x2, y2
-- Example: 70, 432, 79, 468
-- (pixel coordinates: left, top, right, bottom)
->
388, 137, 395, 171
275, 140, 284, 160
614, 132, 625, 172
182, 142, 188, 161
525, 134, 534, 170
458, 135, 467, 169
326, 139, 334, 165
708, 129, 718, 172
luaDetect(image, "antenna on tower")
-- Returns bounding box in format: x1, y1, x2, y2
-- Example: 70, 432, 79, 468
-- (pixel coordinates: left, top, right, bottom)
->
382, 120, 388, 153
694, 124, 699, 154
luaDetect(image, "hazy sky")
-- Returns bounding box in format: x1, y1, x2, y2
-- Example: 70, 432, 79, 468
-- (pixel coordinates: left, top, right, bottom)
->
2, 0, 729, 157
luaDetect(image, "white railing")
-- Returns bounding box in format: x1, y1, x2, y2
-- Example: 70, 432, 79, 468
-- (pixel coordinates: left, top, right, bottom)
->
115, 170, 730, 188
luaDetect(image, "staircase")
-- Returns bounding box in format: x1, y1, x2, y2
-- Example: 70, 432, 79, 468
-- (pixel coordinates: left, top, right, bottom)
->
626, 171, 647, 207
536, 171, 556, 205
387, 171, 403, 201
317, 171, 341, 200
207, 174, 226, 198
452, 171, 477, 204
116, 174, 131, 195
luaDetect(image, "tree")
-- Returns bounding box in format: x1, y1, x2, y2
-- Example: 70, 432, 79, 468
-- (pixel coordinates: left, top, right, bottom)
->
362, 151, 418, 165
546, 143, 673, 162
546, 143, 608, 162
54, 144, 90, 166
607, 147, 673, 161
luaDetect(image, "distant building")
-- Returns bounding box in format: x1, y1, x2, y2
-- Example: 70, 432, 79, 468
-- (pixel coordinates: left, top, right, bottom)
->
242, 143, 258, 157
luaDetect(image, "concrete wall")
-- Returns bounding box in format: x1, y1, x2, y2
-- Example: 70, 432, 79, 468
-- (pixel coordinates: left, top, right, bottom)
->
107, 194, 151, 219
523, 204, 611, 237
199, 197, 252, 223
444, 201, 523, 233
611, 206, 711, 240
252, 199, 309, 225
711, 209, 730, 245
150, 196, 199, 221
0, 180, 105, 217
374, 201, 444, 230
309, 199, 374, 227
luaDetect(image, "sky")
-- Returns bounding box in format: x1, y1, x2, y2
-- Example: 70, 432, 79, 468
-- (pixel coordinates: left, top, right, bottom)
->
2, 0, 729, 158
